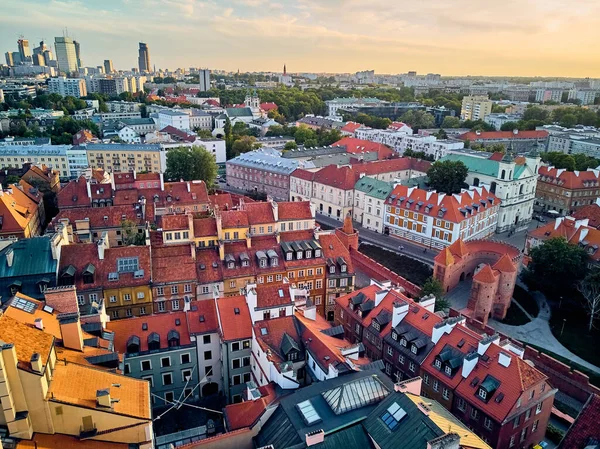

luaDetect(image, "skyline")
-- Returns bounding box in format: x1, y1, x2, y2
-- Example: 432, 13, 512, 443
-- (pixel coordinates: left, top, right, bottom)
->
1, 0, 600, 77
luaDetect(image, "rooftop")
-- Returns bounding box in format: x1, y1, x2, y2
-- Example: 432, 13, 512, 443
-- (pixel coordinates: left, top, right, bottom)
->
217, 295, 252, 341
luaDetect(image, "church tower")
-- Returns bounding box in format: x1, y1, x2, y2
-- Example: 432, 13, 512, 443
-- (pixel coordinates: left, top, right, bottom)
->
283, 63, 287, 75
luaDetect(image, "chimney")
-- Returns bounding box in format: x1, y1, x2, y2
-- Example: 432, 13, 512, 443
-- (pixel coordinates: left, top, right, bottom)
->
462, 351, 479, 378
391, 301, 409, 328
140, 196, 146, 221
6, 248, 14, 267
431, 316, 463, 344
34, 318, 44, 330
271, 200, 279, 222
110, 172, 116, 190
159, 172, 165, 191
190, 242, 196, 260
394, 376, 422, 395
374, 289, 388, 307
30, 353, 43, 373
86, 179, 92, 200
58, 312, 84, 351
186, 181, 191, 193
478, 334, 499, 355
498, 351, 512, 367
305, 430, 325, 447
303, 305, 317, 321
96, 389, 111, 408
419, 294, 436, 312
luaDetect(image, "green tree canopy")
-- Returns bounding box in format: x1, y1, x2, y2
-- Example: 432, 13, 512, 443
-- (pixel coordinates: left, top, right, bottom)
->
231, 136, 260, 157
441, 116, 461, 128
399, 110, 435, 130
121, 220, 146, 246
500, 121, 519, 131
164, 145, 218, 185
525, 237, 588, 297
293, 125, 317, 145
426, 160, 468, 194
540, 152, 577, 171
420, 276, 449, 312
283, 141, 298, 152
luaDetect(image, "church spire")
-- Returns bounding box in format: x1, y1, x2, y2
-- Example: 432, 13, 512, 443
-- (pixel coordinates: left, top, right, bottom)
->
283, 63, 287, 76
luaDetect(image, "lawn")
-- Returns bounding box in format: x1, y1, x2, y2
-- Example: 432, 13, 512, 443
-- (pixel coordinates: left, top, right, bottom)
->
500, 300, 531, 326
358, 243, 433, 286
513, 285, 539, 318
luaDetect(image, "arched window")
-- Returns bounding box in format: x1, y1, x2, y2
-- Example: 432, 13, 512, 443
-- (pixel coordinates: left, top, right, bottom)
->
501, 170, 506, 180
473, 177, 480, 187
519, 185, 524, 195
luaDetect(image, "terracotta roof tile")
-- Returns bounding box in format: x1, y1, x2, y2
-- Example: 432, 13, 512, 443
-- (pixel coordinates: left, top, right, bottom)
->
0, 314, 54, 372
50, 205, 143, 230
100, 245, 152, 289
290, 168, 314, 182
319, 233, 354, 274
558, 394, 600, 448
253, 316, 301, 365
334, 136, 394, 159
459, 130, 549, 141
58, 243, 103, 292
160, 214, 190, 231
193, 217, 218, 238
196, 249, 223, 284
244, 202, 275, 225
220, 210, 249, 228
435, 247, 455, 266
49, 360, 151, 419
152, 244, 197, 283
538, 166, 600, 190
473, 265, 499, 284
187, 300, 219, 335
277, 201, 313, 220
209, 193, 233, 211
107, 311, 191, 353
254, 284, 292, 309
493, 254, 517, 273
217, 295, 252, 341
57, 176, 91, 209
572, 203, 600, 229
224, 383, 278, 431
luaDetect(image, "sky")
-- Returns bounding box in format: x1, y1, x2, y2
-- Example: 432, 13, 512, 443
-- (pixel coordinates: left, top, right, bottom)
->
1, 0, 600, 77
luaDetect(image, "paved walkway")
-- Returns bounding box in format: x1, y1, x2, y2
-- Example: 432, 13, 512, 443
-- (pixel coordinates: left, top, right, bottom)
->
488, 283, 600, 375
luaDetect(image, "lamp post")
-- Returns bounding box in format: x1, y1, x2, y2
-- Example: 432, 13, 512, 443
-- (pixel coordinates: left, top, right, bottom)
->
561, 318, 567, 337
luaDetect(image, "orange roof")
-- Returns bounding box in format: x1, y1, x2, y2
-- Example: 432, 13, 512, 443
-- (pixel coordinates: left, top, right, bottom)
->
319, 233, 354, 274
217, 295, 252, 341
58, 243, 103, 292
254, 284, 292, 309
435, 247, 455, 267
209, 193, 233, 211
57, 176, 91, 209
459, 130, 548, 141
448, 239, 468, 258
50, 205, 143, 230
572, 203, 600, 229
290, 168, 314, 182
151, 244, 197, 283
277, 201, 313, 220
253, 316, 301, 365
473, 264, 498, 284
538, 166, 600, 190
107, 312, 191, 353
334, 137, 394, 159
160, 214, 190, 231
340, 122, 363, 133
16, 433, 129, 449
221, 210, 249, 228
224, 383, 277, 430
0, 314, 54, 372
187, 300, 219, 335
4, 293, 62, 339
49, 360, 151, 419
196, 249, 223, 284
244, 202, 275, 225
194, 217, 218, 238
493, 254, 517, 273
260, 102, 278, 112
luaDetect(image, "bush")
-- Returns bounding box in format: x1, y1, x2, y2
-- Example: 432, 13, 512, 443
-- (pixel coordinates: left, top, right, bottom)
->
546, 424, 565, 444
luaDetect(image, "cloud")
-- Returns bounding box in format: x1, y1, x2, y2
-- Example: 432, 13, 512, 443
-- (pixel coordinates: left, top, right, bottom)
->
223, 7, 233, 17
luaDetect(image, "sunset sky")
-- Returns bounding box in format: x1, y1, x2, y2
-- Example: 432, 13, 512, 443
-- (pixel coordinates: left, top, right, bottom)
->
2, 0, 599, 77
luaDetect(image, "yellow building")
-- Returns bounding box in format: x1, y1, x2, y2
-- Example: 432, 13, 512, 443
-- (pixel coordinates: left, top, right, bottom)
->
86, 144, 165, 174
0, 312, 152, 447
461, 95, 493, 121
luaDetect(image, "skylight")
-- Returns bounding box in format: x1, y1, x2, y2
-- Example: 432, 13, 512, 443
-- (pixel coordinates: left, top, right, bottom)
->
381, 402, 407, 430
297, 399, 322, 425
322, 376, 390, 415
12, 297, 36, 314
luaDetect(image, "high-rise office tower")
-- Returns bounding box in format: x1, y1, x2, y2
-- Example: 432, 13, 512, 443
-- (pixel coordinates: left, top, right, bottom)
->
103, 59, 114, 74
5, 52, 14, 66
43, 49, 54, 66
32, 41, 48, 66
198, 69, 211, 91
54, 36, 78, 74
17, 39, 31, 63
11, 52, 22, 65
73, 40, 82, 68
138, 42, 150, 73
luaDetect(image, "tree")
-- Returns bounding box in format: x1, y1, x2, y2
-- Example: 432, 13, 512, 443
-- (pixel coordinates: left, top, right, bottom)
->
435, 129, 448, 140
427, 160, 468, 194
541, 152, 576, 171
283, 141, 298, 152
524, 237, 588, 297
441, 116, 461, 128
523, 106, 550, 122
195, 129, 214, 138
578, 268, 600, 332
231, 136, 259, 157
121, 220, 146, 246
500, 121, 519, 131
487, 143, 506, 154
293, 125, 317, 145
164, 145, 218, 185
420, 277, 449, 312
399, 110, 435, 130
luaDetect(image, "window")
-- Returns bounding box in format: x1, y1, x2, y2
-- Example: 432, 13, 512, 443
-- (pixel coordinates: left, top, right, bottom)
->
387, 347, 393, 356
182, 369, 192, 382
117, 257, 139, 273
478, 388, 487, 400
457, 397, 466, 411
204, 350, 212, 361
109, 295, 117, 303
171, 285, 178, 295
142, 375, 154, 387
243, 356, 250, 367
157, 287, 164, 296
181, 353, 191, 364
442, 388, 450, 400
232, 358, 241, 369
184, 284, 192, 293
124, 293, 131, 301
409, 362, 416, 372
243, 340, 250, 349
444, 366, 452, 376
162, 373, 173, 386
140, 307, 146, 315
532, 420, 539, 432
161, 357, 171, 368
509, 435, 516, 447
484, 417, 493, 430
205, 366, 213, 376
433, 380, 439, 392
137, 292, 145, 299
340, 278, 348, 287
172, 299, 180, 310
520, 427, 528, 443
513, 415, 521, 428
471, 408, 479, 420
535, 402, 542, 414
203, 335, 211, 344
328, 279, 336, 288
525, 408, 532, 420
316, 268, 323, 275
158, 301, 165, 312
77, 295, 85, 306
126, 308, 132, 317
232, 374, 242, 385
231, 342, 240, 352
435, 359, 441, 369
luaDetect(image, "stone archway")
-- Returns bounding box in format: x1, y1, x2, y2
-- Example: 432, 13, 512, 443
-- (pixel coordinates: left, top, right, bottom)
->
202, 382, 219, 397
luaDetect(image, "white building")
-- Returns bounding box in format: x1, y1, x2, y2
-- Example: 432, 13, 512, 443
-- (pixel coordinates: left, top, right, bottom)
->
158, 109, 191, 131
353, 176, 393, 233
47, 76, 87, 98
484, 113, 523, 130
441, 150, 541, 232
189, 109, 213, 131
355, 126, 413, 150
118, 126, 141, 143
568, 88, 600, 105
66, 146, 89, 178
195, 137, 226, 164
395, 135, 464, 160
325, 97, 388, 116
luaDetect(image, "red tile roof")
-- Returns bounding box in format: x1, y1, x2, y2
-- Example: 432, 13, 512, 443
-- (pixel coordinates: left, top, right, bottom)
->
58, 243, 103, 291
319, 233, 354, 274
388, 184, 499, 224
572, 203, 600, 229
493, 254, 517, 273
528, 216, 600, 261
340, 122, 363, 134
100, 245, 152, 288
434, 239, 520, 267
538, 166, 600, 190
334, 137, 395, 159
254, 284, 292, 309
160, 126, 196, 142
473, 265, 498, 284
220, 210, 249, 228
279, 230, 315, 242
187, 300, 219, 335
277, 201, 313, 220
151, 244, 196, 284
196, 249, 223, 284
57, 176, 91, 209
112, 181, 209, 209
217, 295, 252, 341
458, 130, 549, 141
389, 121, 411, 131
558, 394, 600, 449
160, 214, 190, 231
290, 168, 314, 182
50, 205, 143, 230
244, 202, 275, 225
194, 217, 218, 238
209, 193, 233, 211
260, 102, 278, 112
107, 312, 191, 353
224, 383, 278, 431
253, 316, 301, 365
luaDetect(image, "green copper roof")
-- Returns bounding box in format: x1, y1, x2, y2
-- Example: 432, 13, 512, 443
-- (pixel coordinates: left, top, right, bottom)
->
441, 154, 500, 177
226, 107, 253, 117
0, 237, 57, 278
354, 176, 393, 199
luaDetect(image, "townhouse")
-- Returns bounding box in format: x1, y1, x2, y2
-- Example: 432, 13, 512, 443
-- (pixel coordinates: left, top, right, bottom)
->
535, 165, 600, 215
0, 183, 44, 239
353, 176, 393, 233
319, 231, 355, 321
83, 143, 167, 174
107, 312, 199, 408
151, 243, 198, 313
456, 130, 548, 153
383, 184, 500, 249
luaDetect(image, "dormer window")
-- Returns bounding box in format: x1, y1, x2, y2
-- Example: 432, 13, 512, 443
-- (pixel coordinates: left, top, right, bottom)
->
315, 249, 321, 257
478, 388, 487, 400
411, 345, 418, 355
242, 260, 249, 267
401, 338, 407, 347
391, 332, 398, 341
228, 262, 234, 269
271, 257, 278, 267
306, 250, 312, 258
260, 259, 267, 268
445, 366, 452, 376
341, 264, 347, 273
296, 251, 303, 260
330, 266, 336, 274
435, 359, 442, 369
372, 321, 380, 331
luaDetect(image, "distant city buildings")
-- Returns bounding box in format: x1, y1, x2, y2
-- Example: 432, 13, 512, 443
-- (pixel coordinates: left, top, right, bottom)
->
198, 68, 210, 91
54, 36, 78, 74
460, 95, 492, 121
138, 42, 150, 72
48, 76, 87, 98
103, 59, 114, 74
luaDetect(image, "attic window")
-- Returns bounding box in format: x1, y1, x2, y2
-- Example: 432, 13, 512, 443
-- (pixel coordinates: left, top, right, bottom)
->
457, 338, 465, 348
142, 323, 148, 331
391, 331, 398, 341
478, 388, 487, 400
260, 328, 268, 335
444, 366, 452, 376
234, 307, 240, 315
434, 359, 441, 368
199, 315, 205, 322
175, 319, 181, 326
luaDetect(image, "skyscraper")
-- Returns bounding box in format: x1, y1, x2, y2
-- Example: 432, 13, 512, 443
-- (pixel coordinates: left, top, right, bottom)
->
104, 59, 114, 74
54, 36, 78, 74
5, 52, 14, 66
198, 69, 211, 92
73, 40, 82, 68
17, 39, 31, 63
33, 41, 48, 66
138, 42, 150, 73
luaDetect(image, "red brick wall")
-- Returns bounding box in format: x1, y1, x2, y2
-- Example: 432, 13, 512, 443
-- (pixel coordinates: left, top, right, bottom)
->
349, 248, 421, 298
